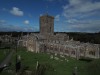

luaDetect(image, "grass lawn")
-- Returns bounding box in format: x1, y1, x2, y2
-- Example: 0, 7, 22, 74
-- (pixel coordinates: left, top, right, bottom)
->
0, 48, 13, 75
0, 50, 5, 63
10, 47, 91, 75
0, 48, 11, 63
0, 42, 13, 63
1, 47, 100, 75
0, 71, 13, 75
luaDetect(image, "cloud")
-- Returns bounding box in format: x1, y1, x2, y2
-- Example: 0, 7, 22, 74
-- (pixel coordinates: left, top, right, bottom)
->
10, 7, 24, 16
61, 0, 100, 32
63, 0, 100, 18
24, 20, 29, 25
55, 15, 60, 21
65, 19, 78, 23
0, 20, 7, 26
0, 20, 38, 32
65, 19, 100, 32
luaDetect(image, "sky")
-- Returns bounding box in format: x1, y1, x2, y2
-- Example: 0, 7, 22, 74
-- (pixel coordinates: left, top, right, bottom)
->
0, 0, 100, 32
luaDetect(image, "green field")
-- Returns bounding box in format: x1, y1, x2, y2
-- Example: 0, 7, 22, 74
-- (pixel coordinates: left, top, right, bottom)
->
0, 48, 10, 63
0, 42, 13, 63
0, 50, 5, 63
10, 47, 100, 75
1, 47, 100, 75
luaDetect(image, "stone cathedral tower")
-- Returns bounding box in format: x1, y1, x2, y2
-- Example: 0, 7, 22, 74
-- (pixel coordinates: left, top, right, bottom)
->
40, 14, 54, 35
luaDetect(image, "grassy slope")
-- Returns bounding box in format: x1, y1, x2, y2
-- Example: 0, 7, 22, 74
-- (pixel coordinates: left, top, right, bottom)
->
0, 49, 13, 75
0, 72, 12, 75
1, 47, 100, 75
0, 50, 5, 63
11, 47, 89, 75
0, 49, 10, 63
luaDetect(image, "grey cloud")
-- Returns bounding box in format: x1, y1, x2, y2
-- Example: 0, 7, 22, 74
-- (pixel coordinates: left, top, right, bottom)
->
66, 20, 100, 32
63, 0, 100, 18
61, 0, 100, 32
55, 15, 60, 21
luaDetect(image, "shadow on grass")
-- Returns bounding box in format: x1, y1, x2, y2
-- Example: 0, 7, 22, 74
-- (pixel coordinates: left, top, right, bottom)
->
79, 57, 93, 62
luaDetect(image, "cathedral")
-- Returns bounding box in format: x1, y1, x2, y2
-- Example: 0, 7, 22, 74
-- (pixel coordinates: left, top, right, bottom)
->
18, 14, 100, 59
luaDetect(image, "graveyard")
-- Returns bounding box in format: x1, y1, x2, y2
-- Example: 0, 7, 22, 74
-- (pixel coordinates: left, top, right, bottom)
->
0, 0, 100, 75
0, 47, 100, 75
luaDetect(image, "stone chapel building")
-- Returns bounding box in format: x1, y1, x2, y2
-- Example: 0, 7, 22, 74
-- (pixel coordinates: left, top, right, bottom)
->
18, 14, 100, 59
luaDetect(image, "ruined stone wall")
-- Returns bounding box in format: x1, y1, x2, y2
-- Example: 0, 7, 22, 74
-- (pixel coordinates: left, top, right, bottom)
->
36, 40, 100, 59
20, 34, 100, 59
